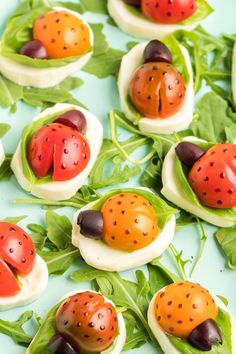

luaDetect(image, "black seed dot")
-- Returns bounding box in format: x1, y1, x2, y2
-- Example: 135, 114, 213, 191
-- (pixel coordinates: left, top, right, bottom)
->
100, 325, 105, 330
217, 200, 223, 205
51, 39, 56, 43
109, 209, 113, 213
149, 76, 154, 81
84, 334, 90, 338
160, 292, 165, 298
10, 227, 16, 232
169, 327, 174, 332
77, 322, 81, 327
215, 188, 221, 192
197, 167, 201, 172
209, 162, 215, 166
125, 229, 131, 235
143, 231, 148, 236
64, 320, 68, 325
220, 172, 226, 178
22, 258, 26, 263
133, 240, 138, 244
177, 320, 183, 324
228, 189, 234, 194
18, 241, 22, 245
117, 201, 122, 205
186, 293, 191, 298
98, 313, 103, 319
190, 316, 194, 322
168, 85, 173, 90
1, 236, 5, 240
135, 219, 139, 224
64, 149, 69, 154
168, 301, 172, 305
147, 95, 152, 100
61, 163, 66, 170
89, 322, 95, 327
113, 221, 117, 226
167, 314, 172, 318
204, 176, 209, 181
97, 338, 103, 342
9, 248, 14, 253
192, 304, 197, 309
121, 210, 126, 214
157, 316, 161, 321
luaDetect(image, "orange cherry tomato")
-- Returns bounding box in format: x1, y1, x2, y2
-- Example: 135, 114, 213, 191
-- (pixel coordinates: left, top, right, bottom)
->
129, 62, 186, 119
155, 281, 218, 338
33, 11, 90, 59
56, 292, 119, 353
101, 193, 160, 251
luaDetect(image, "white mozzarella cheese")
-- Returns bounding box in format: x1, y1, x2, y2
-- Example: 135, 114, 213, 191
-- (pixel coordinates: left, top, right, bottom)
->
161, 136, 236, 227
232, 42, 236, 105
27, 289, 126, 354
148, 288, 236, 354
108, 0, 199, 40
11, 103, 103, 201
0, 140, 5, 167
0, 255, 48, 311
72, 194, 176, 272
117, 42, 194, 134
0, 7, 93, 88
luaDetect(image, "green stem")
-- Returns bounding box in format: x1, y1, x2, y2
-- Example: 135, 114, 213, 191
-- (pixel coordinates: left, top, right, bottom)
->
169, 244, 187, 281
189, 218, 207, 277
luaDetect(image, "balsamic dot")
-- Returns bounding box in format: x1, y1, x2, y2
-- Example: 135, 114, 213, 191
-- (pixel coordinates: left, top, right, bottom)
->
220, 172, 226, 179
9, 248, 14, 253
84, 334, 90, 338
64, 320, 68, 325
89, 322, 95, 327
125, 229, 131, 235
77, 322, 81, 327
64, 149, 69, 154
215, 188, 221, 192
204, 176, 209, 181
167, 301, 172, 306
10, 227, 16, 232
209, 162, 215, 166
167, 314, 172, 318
217, 200, 223, 205
192, 304, 197, 309
197, 167, 201, 172
61, 163, 66, 170
178, 304, 183, 308
177, 320, 183, 324
157, 316, 161, 321
22, 258, 26, 263
228, 189, 234, 194
100, 325, 105, 330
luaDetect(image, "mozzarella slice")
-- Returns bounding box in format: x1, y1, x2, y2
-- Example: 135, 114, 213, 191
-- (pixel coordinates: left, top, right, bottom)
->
27, 289, 126, 354
72, 196, 176, 272
11, 103, 103, 201
0, 255, 48, 311
117, 42, 194, 135
0, 7, 93, 88
232, 42, 236, 105
148, 288, 236, 354
108, 0, 199, 40
161, 136, 236, 227
0, 140, 4, 167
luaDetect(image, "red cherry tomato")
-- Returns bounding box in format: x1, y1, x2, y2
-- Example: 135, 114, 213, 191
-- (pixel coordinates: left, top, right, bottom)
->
56, 292, 119, 353
0, 258, 21, 297
141, 0, 197, 24
28, 123, 90, 182
188, 143, 236, 208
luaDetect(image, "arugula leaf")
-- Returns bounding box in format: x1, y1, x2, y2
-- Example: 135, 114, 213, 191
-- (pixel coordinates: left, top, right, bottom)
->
28, 223, 48, 250
176, 210, 197, 230
0, 311, 34, 345
190, 92, 236, 142
90, 23, 109, 57
46, 211, 72, 249
79, 0, 108, 15
1, 215, 27, 224
215, 226, 236, 269
189, 218, 207, 276
168, 244, 191, 281
0, 123, 11, 138
0, 154, 13, 181
148, 260, 180, 296
123, 312, 147, 351
0, 76, 23, 110
52, 1, 84, 13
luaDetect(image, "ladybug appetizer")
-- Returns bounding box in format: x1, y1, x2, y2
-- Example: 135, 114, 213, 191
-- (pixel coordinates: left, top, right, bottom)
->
107, 0, 213, 39
0, 222, 48, 311
161, 137, 236, 227
148, 281, 236, 353
72, 188, 176, 271
11, 103, 103, 200
118, 39, 194, 134
0, 7, 93, 88
27, 290, 126, 354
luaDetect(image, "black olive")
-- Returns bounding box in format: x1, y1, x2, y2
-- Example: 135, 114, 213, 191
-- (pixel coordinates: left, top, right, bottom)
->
19, 40, 48, 59
122, 0, 141, 6
175, 142, 206, 168
188, 319, 223, 351
77, 210, 103, 239
48, 334, 78, 354
55, 110, 87, 134
143, 40, 172, 64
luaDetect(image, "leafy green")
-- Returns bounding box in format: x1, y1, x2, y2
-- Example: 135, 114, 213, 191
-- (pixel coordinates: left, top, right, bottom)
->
0, 76, 23, 111
1, 215, 27, 224
90, 23, 109, 57
28, 223, 47, 250
0, 311, 34, 345
176, 210, 197, 230
79, 0, 108, 15
26, 302, 62, 354
168, 244, 191, 281
189, 218, 207, 277
46, 211, 72, 249
180, 0, 213, 25
190, 92, 236, 142
91, 187, 178, 229
148, 260, 179, 296
0, 154, 13, 181
169, 308, 232, 354
215, 226, 236, 269
0, 123, 11, 138
122, 312, 147, 351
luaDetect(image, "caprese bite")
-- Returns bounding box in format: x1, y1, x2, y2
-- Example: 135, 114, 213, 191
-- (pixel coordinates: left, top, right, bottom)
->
0, 222, 48, 311
148, 281, 236, 353
28, 290, 126, 354
72, 188, 176, 271
0, 140, 4, 167
108, 0, 213, 39
11, 103, 103, 201
232, 42, 236, 106
0, 7, 93, 88
161, 137, 236, 227
118, 38, 194, 134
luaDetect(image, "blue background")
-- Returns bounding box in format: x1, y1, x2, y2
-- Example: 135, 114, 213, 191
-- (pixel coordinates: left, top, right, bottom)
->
0, 1, 235, 353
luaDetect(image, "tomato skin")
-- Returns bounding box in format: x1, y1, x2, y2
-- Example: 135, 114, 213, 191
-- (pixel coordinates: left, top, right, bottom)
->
33, 11, 90, 59
155, 281, 218, 338
141, 0, 197, 24
56, 292, 119, 353
188, 144, 236, 208
0, 258, 21, 297
129, 62, 186, 119
28, 123, 90, 182
0, 222, 36, 276
101, 193, 159, 251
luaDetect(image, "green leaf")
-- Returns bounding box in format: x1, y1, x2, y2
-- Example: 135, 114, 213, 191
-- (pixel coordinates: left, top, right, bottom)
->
28, 223, 48, 250
176, 210, 197, 230
1, 215, 27, 224
0, 154, 13, 181
180, 0, 213, 25
26, 302, 62, 354
0, 123, 11, 138
190, 92, 236, 142
0, 311, 34, 345
123, 312, 147, 351
215, 226, 236, 269
79, 0, 108, 14
45, 211, 72, 249
38, 245, 80, 275
90, 23, 109, 57
0, 76, 23, 110
83, 48, 125, 78
148, 260, 179, 296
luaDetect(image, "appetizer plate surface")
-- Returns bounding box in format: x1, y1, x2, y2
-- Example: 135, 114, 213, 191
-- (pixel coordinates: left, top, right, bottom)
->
0, 1, 236, 354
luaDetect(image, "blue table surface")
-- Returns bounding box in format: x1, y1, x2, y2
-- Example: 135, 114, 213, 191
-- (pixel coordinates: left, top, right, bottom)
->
0, 1, 235, 353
